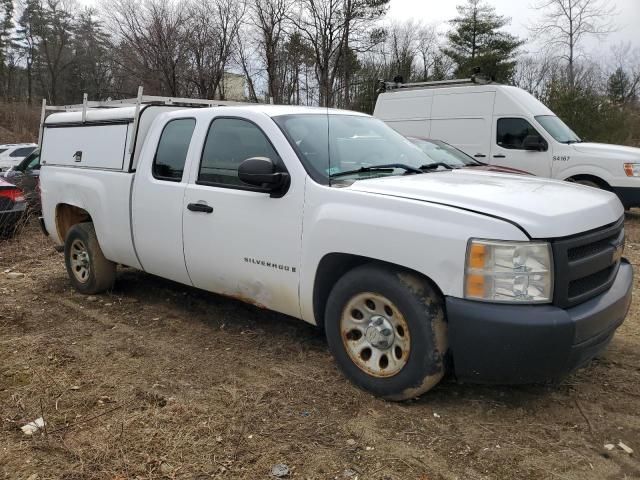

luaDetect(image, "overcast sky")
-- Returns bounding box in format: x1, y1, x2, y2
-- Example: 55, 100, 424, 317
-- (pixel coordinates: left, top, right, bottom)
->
388, 0, 640, 55
81, 0, 639, 56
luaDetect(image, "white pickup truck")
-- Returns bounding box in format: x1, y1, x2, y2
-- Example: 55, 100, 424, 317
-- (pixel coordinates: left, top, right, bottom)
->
39, 98, 633, 400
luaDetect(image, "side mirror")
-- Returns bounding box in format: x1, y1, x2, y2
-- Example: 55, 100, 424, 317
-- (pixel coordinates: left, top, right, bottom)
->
238, 157, 289, 192
523, 135, 547, 152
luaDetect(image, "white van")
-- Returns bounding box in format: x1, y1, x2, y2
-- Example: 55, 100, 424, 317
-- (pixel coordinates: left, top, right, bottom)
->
374, 79, 640, 208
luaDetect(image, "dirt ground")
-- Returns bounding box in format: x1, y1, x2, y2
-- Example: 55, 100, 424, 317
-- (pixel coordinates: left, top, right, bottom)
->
1, 216, 639, 480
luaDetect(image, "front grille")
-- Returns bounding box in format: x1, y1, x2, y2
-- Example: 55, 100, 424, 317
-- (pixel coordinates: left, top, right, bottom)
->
552, 217, 624, 308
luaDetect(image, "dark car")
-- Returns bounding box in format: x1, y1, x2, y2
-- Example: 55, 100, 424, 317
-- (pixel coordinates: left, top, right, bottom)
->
3, 149, 40, 213
0, 177, 26, 237
407, 137, 530, 174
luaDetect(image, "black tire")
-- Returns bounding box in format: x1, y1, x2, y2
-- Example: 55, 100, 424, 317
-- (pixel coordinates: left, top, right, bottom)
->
325, 264, 447, 401
64, 222, 116, 294
574, 179, 601, 189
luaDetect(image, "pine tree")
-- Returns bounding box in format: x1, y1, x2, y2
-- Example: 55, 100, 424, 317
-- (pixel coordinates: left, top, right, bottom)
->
607, 67, 636, 105
444, 0, 523, 82
0, 0, 14, 86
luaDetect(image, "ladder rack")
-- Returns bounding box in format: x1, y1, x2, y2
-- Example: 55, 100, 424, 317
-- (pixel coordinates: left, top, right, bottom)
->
378, 74, 493, 93
38, 86, 246, 149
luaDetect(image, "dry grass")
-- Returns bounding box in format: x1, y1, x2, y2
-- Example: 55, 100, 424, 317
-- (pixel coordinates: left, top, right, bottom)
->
0, 102, 40, 144
1, 219, 640, 479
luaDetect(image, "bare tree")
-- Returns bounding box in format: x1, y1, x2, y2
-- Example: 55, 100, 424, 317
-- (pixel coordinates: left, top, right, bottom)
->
102, 0, 191, 96
234, 25, 260, 102
416, 24, 438, 80
530, 0, 617, 88
186, 0, 246, 99
291, 0, 388, 107
250, 0, 290, 103
512, 55, 557, 97
385, 21, 418, 82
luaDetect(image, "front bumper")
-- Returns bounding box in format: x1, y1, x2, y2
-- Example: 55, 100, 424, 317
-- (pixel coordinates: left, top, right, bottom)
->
446, 259, 633, 384
612, 186, 640, 208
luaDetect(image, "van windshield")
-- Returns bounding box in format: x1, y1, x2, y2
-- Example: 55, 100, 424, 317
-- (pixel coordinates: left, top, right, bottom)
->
273, 114, 430, 185
535, 115, 581, 144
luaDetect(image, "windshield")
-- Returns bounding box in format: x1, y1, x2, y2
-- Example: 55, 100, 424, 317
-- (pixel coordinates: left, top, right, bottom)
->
17, 150, 40, 171
273, 114, 431, 184
407, 138, 478, 167
535, 115, 581, 144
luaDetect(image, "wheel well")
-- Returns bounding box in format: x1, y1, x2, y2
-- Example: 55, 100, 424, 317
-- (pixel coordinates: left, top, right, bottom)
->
55, 204, 92, 241
566, 175, 611, 190
312, 253, 444, 328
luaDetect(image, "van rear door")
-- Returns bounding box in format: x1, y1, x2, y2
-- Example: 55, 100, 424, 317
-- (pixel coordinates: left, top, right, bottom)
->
429, 91, 494, 161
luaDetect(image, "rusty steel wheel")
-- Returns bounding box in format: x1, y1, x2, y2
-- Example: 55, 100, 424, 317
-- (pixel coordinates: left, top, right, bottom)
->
64, 223, 116, 295
341, 292, 411, 378
325, 264, 447, 400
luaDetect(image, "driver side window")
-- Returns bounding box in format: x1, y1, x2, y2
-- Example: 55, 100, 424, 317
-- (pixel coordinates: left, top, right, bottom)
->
497, 118, 543, 150
198, 118, 280, 187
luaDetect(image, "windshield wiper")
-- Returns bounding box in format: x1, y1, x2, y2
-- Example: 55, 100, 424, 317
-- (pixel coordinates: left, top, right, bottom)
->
329, 163, 423, 178
419, 162, 454, 170
565, 140, 582, 144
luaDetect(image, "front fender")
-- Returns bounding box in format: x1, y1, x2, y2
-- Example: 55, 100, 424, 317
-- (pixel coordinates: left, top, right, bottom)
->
298, 184, 528, 324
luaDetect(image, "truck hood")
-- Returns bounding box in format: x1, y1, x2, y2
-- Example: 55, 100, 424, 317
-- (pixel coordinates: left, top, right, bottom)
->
572, 142, 640, 160
349, 170, 623, 238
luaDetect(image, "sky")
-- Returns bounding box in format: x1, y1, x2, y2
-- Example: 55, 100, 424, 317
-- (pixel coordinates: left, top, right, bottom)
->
80, 0, 639, 56
388, 0, 640, 55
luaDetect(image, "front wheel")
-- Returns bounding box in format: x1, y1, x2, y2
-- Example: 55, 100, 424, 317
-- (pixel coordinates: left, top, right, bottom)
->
64, 223, 116, 294
573, 179, 601, 189
325, 265, 448, 401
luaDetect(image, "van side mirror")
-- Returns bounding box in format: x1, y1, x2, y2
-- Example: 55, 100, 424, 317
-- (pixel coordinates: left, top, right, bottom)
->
238, 157, 289, 194
523, 135, 547, 152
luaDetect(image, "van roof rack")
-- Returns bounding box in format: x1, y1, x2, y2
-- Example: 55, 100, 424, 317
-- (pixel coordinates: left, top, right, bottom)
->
377, 74, 493, 93
38, 86, 245, 148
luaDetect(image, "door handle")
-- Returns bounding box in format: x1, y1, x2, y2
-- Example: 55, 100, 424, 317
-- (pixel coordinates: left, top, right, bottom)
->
493, 154, 506, 158
474, 153, 487, 158
187, 202, 213, 213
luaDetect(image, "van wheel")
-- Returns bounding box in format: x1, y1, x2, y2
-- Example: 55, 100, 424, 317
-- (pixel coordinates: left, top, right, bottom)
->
573, 179, 601, 189
64, 223, 116, 294
325, 265, 447, 401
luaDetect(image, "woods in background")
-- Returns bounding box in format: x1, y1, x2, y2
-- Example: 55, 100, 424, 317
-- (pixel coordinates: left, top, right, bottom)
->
0, 0, 638, 145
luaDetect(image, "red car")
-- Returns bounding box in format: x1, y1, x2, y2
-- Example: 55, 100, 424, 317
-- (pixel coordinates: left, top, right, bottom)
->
0, 177, 26, 237
407, 137, 530, 175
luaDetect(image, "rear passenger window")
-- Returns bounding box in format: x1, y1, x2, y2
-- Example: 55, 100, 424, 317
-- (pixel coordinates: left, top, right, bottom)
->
10, 147, 36, 157
153, 119, 196, 181
497, 118, 541, 150
198, 118, 280, 187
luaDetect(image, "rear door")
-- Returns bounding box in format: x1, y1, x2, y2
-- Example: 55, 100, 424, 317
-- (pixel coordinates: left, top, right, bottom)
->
132, 117, 196, 285
182, 112, 304, 318
490, 117, 551, 176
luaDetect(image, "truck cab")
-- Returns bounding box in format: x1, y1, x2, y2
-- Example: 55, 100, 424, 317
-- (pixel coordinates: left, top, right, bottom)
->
38, 94, 633, 400
374, 79, 640, 208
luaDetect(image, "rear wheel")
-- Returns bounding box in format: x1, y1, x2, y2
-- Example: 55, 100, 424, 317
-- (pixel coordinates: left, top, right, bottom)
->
64, 223, 116, 294
325, 264, 447, 400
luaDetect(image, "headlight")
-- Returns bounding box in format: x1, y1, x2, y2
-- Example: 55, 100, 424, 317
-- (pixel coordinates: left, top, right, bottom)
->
624, 163, 640, 177
464, 239, 553, 303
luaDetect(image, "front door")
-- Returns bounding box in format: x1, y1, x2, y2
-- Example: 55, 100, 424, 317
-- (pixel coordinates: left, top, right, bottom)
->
182, 115, 304, 318
491, 117, 551, 177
